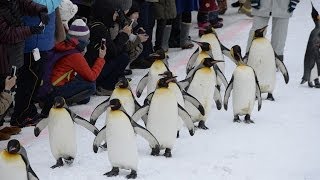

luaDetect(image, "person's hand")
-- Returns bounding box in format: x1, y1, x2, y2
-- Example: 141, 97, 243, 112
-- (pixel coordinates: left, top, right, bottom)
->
122, 25, 132, 35
288, 0, 299, 13
138, 34, 149, 43
30, 26, 45, 34
5, 76, 16, 91
99, 45, 107, 59
39, 11, 49, 25
251, 0, 260, 9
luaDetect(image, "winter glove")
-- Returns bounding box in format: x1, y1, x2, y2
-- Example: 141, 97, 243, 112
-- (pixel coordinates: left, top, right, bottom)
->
30, 26, 45, 34
39, 11, 49, 25
251, 0, 260, 9
288, 0, 299, 13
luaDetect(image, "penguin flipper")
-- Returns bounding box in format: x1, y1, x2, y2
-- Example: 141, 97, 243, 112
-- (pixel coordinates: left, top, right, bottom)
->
275, 56, 289, 84
213, 85, 222, 110
90, 97, 110, 125
93, 126, 107, 153
213, 64, 228, 88
34, 117, 49, 137
132, 104, 150, 123
221, 44, 236, 64
254, 72, 262, 111
27, 167, 39, 180
144, 92, 154, 105
186, 47, 200, 74
136, 73, 149, 98
67, 108, 99, 136
177, 104, 195, 136
224, 76, 234, 111
178, 77, 192, 90
19, 147, 39, 180
131, 120, 160, 149
182, 91, 205, 115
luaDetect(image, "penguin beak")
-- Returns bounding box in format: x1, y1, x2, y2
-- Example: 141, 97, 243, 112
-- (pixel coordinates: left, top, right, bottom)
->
259, 26, 268, 33
8, 147, 17, 153
212, 59, 224, 64
191, 40, 203, 46
165, 78, 176, 83
158, 73, 166, 77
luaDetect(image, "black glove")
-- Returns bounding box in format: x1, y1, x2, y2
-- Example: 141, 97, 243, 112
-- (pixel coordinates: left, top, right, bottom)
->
30, 26, 45, 34
39, 11, 49, 25
251, 0, 260, 9
288, 0, 299, 13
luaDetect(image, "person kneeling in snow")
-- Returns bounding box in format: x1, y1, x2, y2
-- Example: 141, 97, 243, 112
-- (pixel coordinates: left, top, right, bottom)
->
40, 19, 106, 117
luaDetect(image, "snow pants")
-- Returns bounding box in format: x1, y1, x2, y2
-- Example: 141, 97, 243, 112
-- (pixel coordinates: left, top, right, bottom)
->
246, 16, 289, 56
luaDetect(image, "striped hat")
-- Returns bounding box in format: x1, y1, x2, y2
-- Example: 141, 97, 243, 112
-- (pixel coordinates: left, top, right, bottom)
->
68, 19, 90, 42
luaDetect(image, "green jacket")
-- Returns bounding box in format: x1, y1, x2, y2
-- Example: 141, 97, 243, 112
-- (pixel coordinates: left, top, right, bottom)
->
152, 0, 177, 20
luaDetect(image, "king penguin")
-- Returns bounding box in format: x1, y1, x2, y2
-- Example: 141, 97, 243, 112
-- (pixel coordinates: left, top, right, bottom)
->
136, 51, 170, 97
301, 4, 320, 88
132, 78, 195, 157
245, 26, 289, 101
224, 45, 262, 123
0, 139, 39, 180
93, 99, 159, 179
90, 77, 141, 125
34, 96, 98, 169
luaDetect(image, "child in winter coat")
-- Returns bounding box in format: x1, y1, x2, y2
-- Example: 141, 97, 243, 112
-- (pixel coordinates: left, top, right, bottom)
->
198, 0, 223, 37
40, 19, 106, 116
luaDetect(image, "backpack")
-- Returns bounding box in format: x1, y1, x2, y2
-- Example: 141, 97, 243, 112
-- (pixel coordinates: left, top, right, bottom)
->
37, 49, 79, 99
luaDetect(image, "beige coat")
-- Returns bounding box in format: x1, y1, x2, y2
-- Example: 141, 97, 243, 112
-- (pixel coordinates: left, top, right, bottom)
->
0, 92, 12, 115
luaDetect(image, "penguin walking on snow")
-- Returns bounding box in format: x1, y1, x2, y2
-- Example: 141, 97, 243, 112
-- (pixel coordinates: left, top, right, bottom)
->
132, 78, 195, 157
301, 4, 320, 88
224, 45, 262, 123
93, 99, 159, 179
0, 139, 39, 180
245, 26, 289, 101
34, 96, 99, 169
136, 51, 169, 98
181, 58, 226, 129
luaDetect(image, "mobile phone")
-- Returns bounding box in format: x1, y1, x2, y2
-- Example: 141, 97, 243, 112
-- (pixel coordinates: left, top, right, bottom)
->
129, 19, 135, 27
11, 66, 16, 77
137, 28, 145, 34
100, 38, 106, 50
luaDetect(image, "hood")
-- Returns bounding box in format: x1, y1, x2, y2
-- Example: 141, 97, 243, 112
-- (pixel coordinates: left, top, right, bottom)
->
54, 37, 78, 52
92, 0, 116, 28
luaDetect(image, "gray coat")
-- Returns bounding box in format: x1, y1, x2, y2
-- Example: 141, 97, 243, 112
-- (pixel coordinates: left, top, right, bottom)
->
152, 0, 177, 20
252, 0, 296, 18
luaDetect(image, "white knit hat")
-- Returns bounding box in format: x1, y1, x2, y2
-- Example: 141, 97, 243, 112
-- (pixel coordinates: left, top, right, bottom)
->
68, 19, 90, 41
59, 0, 78, 29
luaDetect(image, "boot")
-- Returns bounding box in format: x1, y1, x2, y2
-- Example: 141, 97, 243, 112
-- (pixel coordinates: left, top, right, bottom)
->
0, 132, 10, 141
238, 0, 253, 17
161, 25, 172, 52
0, 127, 21, 135
180, 22, 194, 49
198, 22, 210, 37
217, 0, 228, 15
232, 1, 240, 7
65, 89, 91, 106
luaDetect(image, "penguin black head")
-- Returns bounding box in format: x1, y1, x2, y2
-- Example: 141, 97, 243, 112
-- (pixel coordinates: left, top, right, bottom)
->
53, 96, 65, 108
191, 40, 211, 51
311, 3, 320, 26
116, 77, 129, 89
230, 45, 243, 63
203, 26, 216, 35
109, 99, 121, 110
159, 71, 177, 82
157, 77, 174, 88
7, 139, 21, 154
254, 26, 267, 38
203, 58, 224, 67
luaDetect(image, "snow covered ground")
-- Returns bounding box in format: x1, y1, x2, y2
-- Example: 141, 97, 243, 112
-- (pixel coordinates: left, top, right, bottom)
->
1, 1, 320, 179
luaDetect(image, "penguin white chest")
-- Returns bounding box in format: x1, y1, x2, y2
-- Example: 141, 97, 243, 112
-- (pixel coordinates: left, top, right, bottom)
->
111, 88, 135, 116
232, 66, 256, 116
106, 111, 138, 170
248, 38, 276, 93
168, 83, 184, 130
48, 108, 76, 159
147, 61, 167, 94
147, 88, 178, 149
0, 151, 28, 180
186, 68, 216, 120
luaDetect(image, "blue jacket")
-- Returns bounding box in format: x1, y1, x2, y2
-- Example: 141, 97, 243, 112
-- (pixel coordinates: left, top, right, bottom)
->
176, 0, 199, 14
23, 0, 61, 53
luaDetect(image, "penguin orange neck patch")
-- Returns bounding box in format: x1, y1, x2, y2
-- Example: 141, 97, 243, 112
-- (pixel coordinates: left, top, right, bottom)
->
0, 150, 21, 162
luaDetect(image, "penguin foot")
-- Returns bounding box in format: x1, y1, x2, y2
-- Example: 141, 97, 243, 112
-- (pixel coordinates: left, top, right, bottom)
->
308, 81, 315, 88
198, 120, 209, 130
300, 79, 307, 84
233, 115, 241, 123
266, 93, 275, 101
51, 158, 63, 169
126, 170, 137, 179
314, 79, 320, 88
104, 167, 119, 177
64, 157, 74, 165
151, 147, 160, 156
244, 115, 254, 124
100, 142, 108, 151
176, 131, 180, 138
164, 148, 172, 158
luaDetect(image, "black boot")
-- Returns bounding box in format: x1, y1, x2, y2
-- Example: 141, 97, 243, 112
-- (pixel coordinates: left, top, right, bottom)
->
126, 170, 137, 179
231, 1, 240, 7
163, 148, 172, 158
51, 158, 64, 169
65, 89, 91, 106
104, 167, 119, 177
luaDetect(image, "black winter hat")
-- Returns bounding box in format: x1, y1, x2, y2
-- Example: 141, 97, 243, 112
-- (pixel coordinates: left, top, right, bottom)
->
126, 0, 140, 17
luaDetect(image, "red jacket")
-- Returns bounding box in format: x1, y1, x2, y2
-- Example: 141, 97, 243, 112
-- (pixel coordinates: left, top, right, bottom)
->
198, 0, 218, 12
51, 38, 105, 86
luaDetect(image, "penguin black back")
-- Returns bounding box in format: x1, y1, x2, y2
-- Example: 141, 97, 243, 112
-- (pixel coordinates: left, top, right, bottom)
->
7, 139, 21, 154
